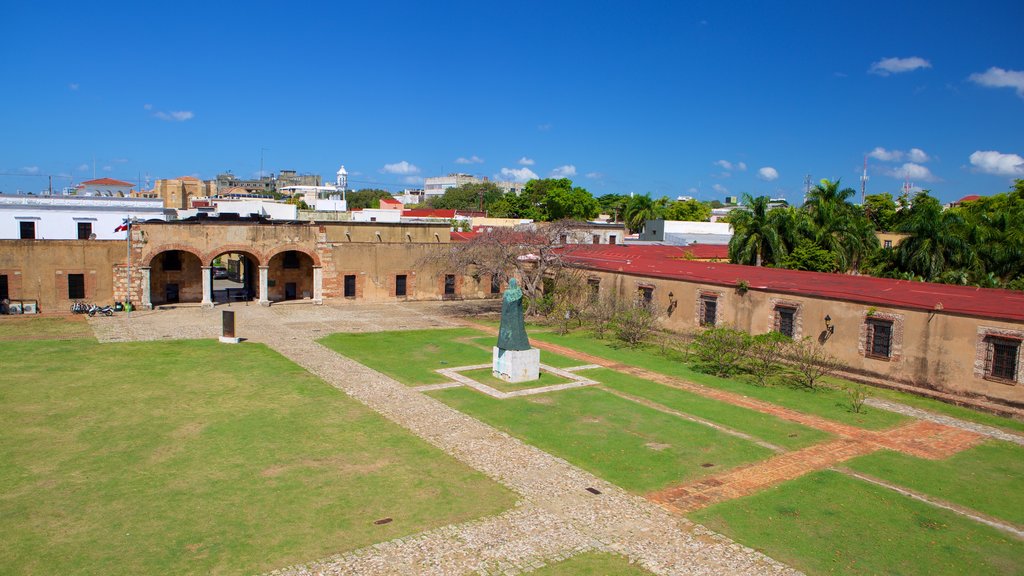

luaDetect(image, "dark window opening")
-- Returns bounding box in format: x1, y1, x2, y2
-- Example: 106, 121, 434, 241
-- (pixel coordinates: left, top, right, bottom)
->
700, 296, 717, 327
608, 235, 617, 245
489, 275, 501, 294
77, 222, 93, 240
588, 278, 600, 301
20, 221, 35, 239
0, 274, 8, 300
559, 234, 568, 244
867, 319, 893, 358
344, 275, 356, 298
989, 338, 1019, 381
163, 251, 182, 271
282, 251, 300, 269
883, 239, 893, 249
444, 274, 456, 296
68, 274, 85, 299
396, 274, 408, 297
776, 307, 796, 338
165, 283, 179, 303
592, 234, 601, 244
284, 282, 297, 300
639, 286, 653, 305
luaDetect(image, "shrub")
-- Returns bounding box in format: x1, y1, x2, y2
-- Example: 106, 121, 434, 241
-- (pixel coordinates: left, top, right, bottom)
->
611, 299, 660, 347
745, 332, 790, 386
786, 337, 842, 390
846, 384, 871, 413
691, 326, 752, 377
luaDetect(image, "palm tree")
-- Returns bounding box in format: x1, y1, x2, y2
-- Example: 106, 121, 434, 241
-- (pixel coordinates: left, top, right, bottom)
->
623, 194, 665, 234
728, 194, 786, 266
895, 192, 975, 281
804, 179, 878, 271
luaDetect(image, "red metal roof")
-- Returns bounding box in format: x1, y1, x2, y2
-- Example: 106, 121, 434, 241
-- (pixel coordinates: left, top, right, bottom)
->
81, 177, 134, 187
564, 245, 1024, 322
380, 197, 403, 205
403, 209, 457, 218
451, 231, 479, 242
955, 195, 981, 204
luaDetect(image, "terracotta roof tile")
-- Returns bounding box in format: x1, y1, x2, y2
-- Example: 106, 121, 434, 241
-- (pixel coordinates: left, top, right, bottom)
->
81, 177, 134, 187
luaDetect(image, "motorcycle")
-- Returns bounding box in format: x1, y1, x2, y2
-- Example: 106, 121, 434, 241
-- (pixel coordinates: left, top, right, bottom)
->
70, 300, 89, 314
87, 304, 114, 317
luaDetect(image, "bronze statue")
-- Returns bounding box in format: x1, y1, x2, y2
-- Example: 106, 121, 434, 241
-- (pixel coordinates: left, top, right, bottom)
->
497, 278, 530, 351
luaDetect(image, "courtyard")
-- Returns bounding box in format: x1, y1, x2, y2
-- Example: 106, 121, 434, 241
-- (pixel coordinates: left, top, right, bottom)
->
0, 301, 1021, 575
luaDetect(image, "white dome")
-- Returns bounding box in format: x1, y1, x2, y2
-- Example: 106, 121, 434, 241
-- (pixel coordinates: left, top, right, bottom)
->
337, 165, 348, 175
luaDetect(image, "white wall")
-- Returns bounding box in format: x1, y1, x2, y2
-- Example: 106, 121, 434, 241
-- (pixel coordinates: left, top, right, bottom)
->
0, 196, 165, 240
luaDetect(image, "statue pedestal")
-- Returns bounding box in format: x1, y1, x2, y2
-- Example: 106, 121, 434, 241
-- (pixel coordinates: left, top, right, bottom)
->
492, 346, 540, 383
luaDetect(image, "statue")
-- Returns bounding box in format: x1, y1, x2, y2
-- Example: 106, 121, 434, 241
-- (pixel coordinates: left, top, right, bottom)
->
497, 278, 530, 351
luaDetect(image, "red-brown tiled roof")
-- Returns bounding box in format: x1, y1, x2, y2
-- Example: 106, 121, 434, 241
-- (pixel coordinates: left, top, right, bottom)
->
380, 197, 402, 205
955, 195, 981, 204
563, 245, 1024, 322
403, 209, 457, 218
81, 177, 134, 187
451, 231, 479, 242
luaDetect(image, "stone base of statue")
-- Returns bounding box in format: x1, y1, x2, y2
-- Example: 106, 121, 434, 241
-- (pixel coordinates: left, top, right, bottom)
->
492, 346, 540, 383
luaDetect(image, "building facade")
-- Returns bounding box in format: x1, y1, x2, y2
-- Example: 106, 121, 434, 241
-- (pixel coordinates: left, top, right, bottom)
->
0, 195, 167, 240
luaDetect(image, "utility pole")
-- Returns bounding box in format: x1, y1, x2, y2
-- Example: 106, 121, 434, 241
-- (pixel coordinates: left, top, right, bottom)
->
860, 156, 869, 204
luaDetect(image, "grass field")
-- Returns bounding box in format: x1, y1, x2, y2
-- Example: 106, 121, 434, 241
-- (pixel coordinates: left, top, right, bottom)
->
428, 386, 773, 493
690, 471, 1024, 576
587, 368, 833, 450
845, 441, 1024, 525
531, 552, 653, 575
460, 367, 573, 393
0, 337, 513, 575
320, 328, 587, 385
0, 315, 95, 340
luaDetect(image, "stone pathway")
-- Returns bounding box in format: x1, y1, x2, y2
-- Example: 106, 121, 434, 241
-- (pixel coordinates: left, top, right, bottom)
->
92, 303, 799, 576
865, 397, 1024, 446
434, 363, 599, 399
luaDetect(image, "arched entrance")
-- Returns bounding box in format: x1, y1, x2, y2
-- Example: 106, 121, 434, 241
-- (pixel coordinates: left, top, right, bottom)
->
210, 251, 260, 304
148, 250, 203, 305
267, 250, 315, 302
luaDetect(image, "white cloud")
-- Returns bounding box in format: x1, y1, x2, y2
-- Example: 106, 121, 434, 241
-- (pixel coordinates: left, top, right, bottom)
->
712, 183, 729, 194
21, 166, 40, 174
455, 155, 484, 164
154, 110, 194, 122
968, 67, 1024, 98
102, 165, 113, 172
68, 83, 79, 91
585, 171, 604, 179
498, 167, 538, 182
736, 162, 747, 171
401, 175, 424, 185
969, 150, 1024, 176
77, 163, 89, 172
715, 159, 746, 172
714, 160, 733, 170
518, 156, 535, 166
886, 162, 938, 182
550, 164, 576, 178
869, 56, 931, 76
868, 146, 931, 163
758, 166, 779, 181
381, 160, 420, 175
537, 123, 552, 132
143, 103, 153, 110
907, 148, 930, 163
112, 158, 129, 164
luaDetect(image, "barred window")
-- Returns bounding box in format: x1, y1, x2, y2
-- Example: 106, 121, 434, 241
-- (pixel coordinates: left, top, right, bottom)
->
985, 337, 1020, 382
700, 295, 717, 327
776, 306, 796, 338
866, 318, 893, 358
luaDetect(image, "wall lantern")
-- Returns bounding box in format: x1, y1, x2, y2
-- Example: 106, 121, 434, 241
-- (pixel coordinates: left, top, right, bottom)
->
824, 314, 835, 335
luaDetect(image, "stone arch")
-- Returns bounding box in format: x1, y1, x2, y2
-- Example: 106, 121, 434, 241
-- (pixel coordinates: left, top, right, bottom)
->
143, 244, 204, 268
267, 249, 317, 302
202, 244, 268, 267
146, 248, 204, 305
266, 245, 321, 267
207, 247, 262, 304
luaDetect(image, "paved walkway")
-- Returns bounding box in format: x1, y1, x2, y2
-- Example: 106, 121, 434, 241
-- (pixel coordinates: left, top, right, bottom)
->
91, 302, 799, 576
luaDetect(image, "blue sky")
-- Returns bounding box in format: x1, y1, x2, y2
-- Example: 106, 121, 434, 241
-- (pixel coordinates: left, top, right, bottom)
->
2, 1, 1022, 204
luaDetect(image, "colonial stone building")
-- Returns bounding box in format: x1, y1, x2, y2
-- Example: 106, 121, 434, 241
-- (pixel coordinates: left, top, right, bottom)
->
1, 222, 1021, 409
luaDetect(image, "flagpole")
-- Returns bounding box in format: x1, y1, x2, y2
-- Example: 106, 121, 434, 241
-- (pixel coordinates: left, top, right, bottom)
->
126, 217, 131, 320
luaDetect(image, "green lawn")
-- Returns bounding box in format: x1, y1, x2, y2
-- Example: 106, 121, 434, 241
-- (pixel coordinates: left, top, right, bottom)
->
690, 471, 1024, 576
0, 315, 95, 341
428, 386, 773, 493
586, 368, 833, 450
531, 552, 653, 575
529, 331, 908, 429
0, 338, 513, 576
845, 441, 1024, 526
320, 328, 583, 385
461, 367, 573, 393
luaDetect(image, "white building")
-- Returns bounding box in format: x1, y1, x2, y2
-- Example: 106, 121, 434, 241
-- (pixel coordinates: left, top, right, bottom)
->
422, 173, 526, 199
0, 194, 166, 240
638, 219, 733, 245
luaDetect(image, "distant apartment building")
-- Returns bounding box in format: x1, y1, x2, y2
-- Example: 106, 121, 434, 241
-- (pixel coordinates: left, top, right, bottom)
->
0, 194, 166, 240
76, 177, 136, 197
152, 176, 217, 210
422, 173, 526, 200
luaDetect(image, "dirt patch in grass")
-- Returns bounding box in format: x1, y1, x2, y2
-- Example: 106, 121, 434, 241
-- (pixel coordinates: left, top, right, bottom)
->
260, 456, 394, 478
645, 442, 672, 451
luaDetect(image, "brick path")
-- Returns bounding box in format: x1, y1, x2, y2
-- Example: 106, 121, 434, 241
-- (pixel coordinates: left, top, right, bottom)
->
93, 303, 799, 576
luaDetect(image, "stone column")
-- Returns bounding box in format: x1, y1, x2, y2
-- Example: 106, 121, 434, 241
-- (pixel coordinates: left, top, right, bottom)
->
259, 266, 270, 307
141, 267, 152, 310
201, 266, 214, 309
313, 266, 323, 305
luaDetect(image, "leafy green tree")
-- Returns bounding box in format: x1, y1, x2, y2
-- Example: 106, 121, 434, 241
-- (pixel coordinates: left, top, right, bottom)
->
623, 194, 666, 233
727, 194, 786, 266
597, 194, 629, 222
664, 199, 712, 221
804, 179, 878, 271
894, 191, 975, 281
542, 185, 599, 220
863, 193, 899, 231
955, 180, 1024, 285
430, 182, 503, 211
346, 188, 394, 210
779, 239, 838, 272
488, 192, 543, 220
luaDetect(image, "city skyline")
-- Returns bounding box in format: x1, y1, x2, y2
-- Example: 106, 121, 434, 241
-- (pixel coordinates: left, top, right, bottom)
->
2, 1, 1022, 203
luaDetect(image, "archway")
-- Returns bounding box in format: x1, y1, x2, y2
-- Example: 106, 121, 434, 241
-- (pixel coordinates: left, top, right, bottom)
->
267, 250, 314, 302
148, 250, 203, 306
210, 250, 260, 304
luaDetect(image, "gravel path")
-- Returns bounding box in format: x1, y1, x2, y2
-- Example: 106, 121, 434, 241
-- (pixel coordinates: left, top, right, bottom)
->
90, 302, 800, 576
